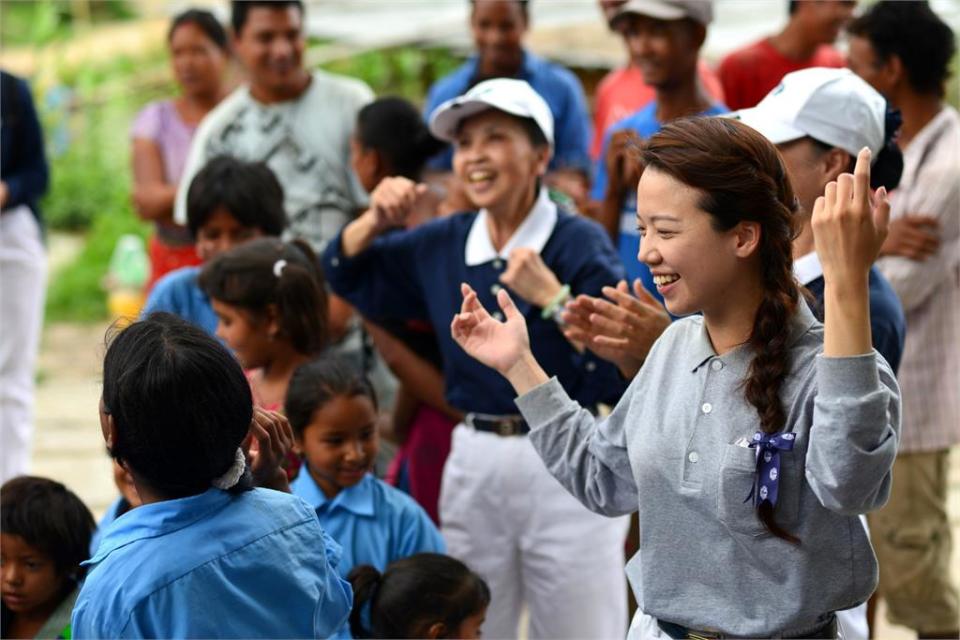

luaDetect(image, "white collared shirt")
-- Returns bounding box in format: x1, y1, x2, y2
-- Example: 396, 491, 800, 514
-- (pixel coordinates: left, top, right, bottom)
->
464, 188, 558, 266
792, 252, 823, 286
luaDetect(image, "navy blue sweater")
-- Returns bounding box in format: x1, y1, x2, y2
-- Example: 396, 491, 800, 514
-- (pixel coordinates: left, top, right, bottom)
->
323, 210, 628, 414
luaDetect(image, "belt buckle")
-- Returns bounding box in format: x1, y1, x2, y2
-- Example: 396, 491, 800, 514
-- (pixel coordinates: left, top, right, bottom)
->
497, 420, 517, 436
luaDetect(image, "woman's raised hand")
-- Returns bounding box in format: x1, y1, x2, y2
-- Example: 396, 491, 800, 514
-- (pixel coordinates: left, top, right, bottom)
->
812, 147, 891, 357
451, 284, 548, 394
369, 176, 430, 233
812, 147, 890, 287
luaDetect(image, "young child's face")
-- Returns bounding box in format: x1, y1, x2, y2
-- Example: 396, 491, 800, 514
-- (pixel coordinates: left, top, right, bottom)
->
195, 207, 263, 261
0, 533, 67, 615
298, 394, 379, 498
212, 300, 275, 369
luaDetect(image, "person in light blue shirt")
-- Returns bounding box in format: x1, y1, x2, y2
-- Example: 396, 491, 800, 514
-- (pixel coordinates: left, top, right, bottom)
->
71, 312, 352, 639
142, 155, 287, 335
286, 358, 445, 578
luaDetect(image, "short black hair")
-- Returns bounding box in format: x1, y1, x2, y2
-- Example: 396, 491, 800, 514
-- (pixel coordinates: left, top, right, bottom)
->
1, 476, 95, 579
356, 97, 446, 181
186, 156, 287, 239
847, 1, 956, 97
168, 9, 228, 50
231, 0, 304, 35
198, 238, 329, 356
102, 312, 255, 499
285, 357, 378, 437
469, 0, 529, 19
349, 553, 491, 639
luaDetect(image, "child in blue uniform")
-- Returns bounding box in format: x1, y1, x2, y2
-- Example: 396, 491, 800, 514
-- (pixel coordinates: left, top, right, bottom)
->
1, 476, 95, 640
287, 357, 445, 579
348, 553, 489, 639
71, 312, 352, 639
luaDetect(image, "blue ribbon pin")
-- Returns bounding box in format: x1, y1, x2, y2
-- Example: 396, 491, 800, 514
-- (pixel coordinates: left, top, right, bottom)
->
744, 431, 795, 508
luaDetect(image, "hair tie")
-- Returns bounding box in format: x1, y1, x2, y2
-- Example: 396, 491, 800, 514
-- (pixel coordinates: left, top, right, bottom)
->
211, 447, 246, 490
273, 259, 287, 278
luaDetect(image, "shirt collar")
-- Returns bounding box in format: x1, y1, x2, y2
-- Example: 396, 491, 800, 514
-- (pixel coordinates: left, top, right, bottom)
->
792, 252, 823, 286
295, 468, 376, 517
464, 188, 558, 266
86, 488, 231, 566
688, 301, 819, 372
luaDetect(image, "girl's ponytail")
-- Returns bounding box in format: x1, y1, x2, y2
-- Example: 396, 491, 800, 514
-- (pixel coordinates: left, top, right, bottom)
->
274, 239, 328, 355
347, 565, 382, 639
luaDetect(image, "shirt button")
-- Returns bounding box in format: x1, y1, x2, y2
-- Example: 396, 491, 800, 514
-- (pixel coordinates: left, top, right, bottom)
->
492, 259, 503, 269
585, 361, 597, 372
711, 360, 723, 371
493, 311, 504, 321
688, 451, 700, 463
330, 257, 340, 267
490, 284, 502, 295
701, 402, 713, 414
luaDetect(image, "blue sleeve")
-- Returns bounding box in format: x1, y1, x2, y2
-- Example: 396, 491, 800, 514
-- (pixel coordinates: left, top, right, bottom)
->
394, 499, 446, 562
321, 226, 431, 323
314, 529, 355, 639
423, 78, 455, 172
3, 77, 49, 210
870, 313, 904, 375
143, 274, 181, 317
550, 72, 592, 175
590, 130, 612, 202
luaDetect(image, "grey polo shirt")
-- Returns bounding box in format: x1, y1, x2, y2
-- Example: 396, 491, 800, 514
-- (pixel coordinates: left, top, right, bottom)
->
516, 301, 900, 637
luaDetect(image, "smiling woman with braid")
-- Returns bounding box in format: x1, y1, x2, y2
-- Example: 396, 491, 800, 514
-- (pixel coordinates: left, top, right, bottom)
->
451, 116, 900, 639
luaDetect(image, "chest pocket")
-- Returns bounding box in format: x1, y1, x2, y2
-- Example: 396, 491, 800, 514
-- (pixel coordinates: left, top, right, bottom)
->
716, 442, 802, 537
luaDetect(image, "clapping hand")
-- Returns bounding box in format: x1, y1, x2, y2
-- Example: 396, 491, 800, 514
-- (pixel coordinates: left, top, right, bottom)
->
562, 279, 670, 378
244, 408, 295, 492
369, 177, 430, 233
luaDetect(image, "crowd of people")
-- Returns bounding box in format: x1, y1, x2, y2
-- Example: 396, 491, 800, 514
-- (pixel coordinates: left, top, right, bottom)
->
1, 0, 957, 638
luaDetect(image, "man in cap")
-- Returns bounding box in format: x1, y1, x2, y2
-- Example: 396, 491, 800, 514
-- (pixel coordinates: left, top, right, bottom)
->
591, 0, 727, 304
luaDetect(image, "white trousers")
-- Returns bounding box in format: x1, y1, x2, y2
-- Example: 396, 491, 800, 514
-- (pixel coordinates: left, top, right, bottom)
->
0, 207, 46, 482
440, 424, 630, 639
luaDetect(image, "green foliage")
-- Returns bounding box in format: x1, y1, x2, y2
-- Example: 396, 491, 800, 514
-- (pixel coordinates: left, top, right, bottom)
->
321, 46, 463, 104
1, 0, 135, 48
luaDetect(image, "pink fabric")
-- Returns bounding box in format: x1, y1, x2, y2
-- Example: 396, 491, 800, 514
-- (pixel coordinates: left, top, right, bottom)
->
130, 100, 196, 184
591, 61, 726, 159
385, 405, 456, 526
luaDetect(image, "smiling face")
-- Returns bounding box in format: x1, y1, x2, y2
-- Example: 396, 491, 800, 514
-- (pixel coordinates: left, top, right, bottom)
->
636, 168, 756, 318
169, 21, 226, 100
616, 14, 701, 89
452, 109, 549, 216
212, 300, 275, 369
297, 394, 379, 498
797, 0, 856, 45
232, 5, 308, 101
0, 534, 67, 617
470, 0, 527, 78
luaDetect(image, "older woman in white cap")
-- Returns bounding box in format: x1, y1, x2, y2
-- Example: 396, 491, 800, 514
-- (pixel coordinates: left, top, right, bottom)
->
322, 78, 630, 639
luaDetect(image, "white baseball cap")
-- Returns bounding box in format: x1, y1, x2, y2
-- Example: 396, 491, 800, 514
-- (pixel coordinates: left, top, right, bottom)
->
428, 78, 554, 147
731, 67, 887, 160
612, 0, 714, 26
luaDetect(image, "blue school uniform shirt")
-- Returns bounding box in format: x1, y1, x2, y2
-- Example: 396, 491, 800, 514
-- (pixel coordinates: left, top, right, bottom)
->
794, 252, 906, 373
291, 471, 444, 577
322, 189, 627, 414
591, 101, 730, 302
88, 495, 130, 556
71, 487, 352, 639
142, 265, 218, 335
423, 50, 592, 175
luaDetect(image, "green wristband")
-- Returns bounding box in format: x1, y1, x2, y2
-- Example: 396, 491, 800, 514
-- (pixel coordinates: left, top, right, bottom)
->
541, 284, 572, 320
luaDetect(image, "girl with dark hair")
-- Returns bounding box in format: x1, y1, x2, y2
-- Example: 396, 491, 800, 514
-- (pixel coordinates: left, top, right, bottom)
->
199, 237, 329, 411
70, 312, 351, 638
348, 553, 489, 639
285, 357, 444, 581
131, 8, 230, 289
451, 116, 900, 638
1, 477, 95, 640
349, 96, 461, 524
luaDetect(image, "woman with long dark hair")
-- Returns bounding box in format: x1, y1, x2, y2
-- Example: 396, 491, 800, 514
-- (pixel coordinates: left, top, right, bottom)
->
451, 116, 900, 638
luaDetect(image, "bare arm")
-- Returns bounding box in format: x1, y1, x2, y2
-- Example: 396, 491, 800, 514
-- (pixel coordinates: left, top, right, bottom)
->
131, 138, 177, 222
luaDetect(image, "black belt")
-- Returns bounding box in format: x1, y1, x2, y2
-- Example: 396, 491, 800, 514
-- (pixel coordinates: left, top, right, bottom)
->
464, 413, 530, 436
657, 615, 837, 640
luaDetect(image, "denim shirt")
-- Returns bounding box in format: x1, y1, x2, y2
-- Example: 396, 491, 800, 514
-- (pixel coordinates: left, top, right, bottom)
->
72, 488, 352, 639
516, 302, 900, 637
